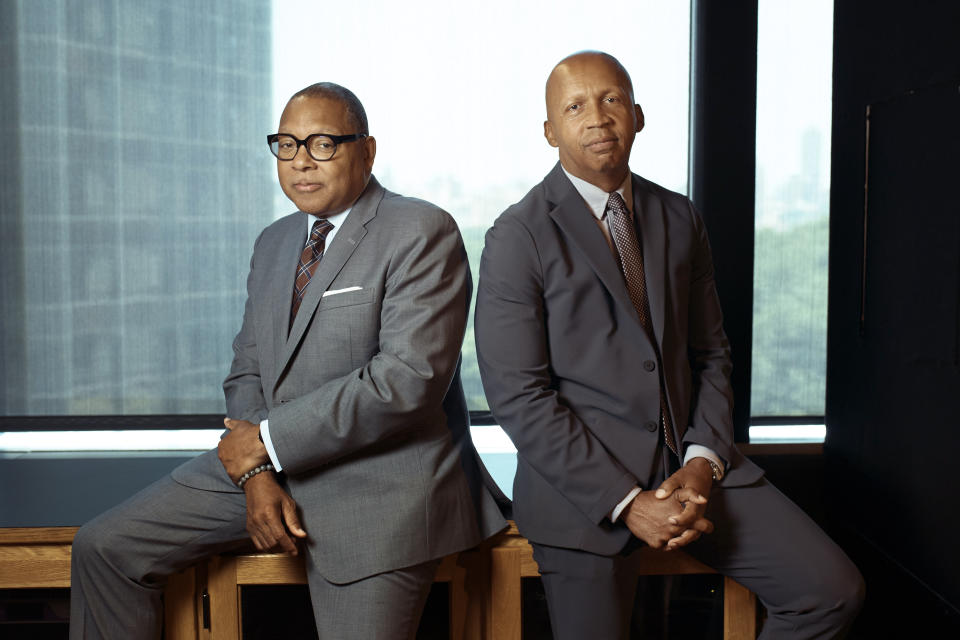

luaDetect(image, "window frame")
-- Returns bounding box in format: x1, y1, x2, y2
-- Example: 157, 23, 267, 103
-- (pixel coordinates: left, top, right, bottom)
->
2, 1, 830, 444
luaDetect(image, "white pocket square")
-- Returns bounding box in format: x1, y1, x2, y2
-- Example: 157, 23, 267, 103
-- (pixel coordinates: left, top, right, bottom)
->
323, 286, 362, 297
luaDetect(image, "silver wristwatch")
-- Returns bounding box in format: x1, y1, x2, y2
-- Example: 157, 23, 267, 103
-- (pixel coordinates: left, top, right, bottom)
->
703, 458, 724, 482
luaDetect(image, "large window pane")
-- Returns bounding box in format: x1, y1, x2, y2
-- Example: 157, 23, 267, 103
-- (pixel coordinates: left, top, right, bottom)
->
1, 0, 690, 419
272, 0, 690, 410
752, 0, 834, 416
1, 0, 273, 416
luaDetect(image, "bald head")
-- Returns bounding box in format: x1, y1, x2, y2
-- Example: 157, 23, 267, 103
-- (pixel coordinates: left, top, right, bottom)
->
543, 51, 643, 191
545, 51, 635, 118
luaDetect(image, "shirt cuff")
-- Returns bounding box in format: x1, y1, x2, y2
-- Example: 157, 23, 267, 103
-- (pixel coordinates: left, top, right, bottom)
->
609, 486, 642, 522
259, 419, 283, 472
683, 444, 725, 472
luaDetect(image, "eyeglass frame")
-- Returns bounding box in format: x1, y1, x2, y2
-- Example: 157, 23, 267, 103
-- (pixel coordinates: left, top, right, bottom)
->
266, 132, 368, 162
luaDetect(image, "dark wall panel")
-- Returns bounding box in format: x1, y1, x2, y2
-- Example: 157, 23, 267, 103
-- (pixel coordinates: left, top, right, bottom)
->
828, 0, 960, 610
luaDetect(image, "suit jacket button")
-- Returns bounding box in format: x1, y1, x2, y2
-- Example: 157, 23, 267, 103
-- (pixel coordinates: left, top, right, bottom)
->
644, 421, 658, 432
643, 360, 656, 371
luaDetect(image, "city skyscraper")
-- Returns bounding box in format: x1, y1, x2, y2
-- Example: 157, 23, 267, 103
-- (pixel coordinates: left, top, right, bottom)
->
1, 0, 274, 416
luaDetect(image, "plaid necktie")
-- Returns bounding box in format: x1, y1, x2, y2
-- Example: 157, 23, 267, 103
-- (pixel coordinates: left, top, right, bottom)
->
290, 218, 334, 326
606, 192, 678, 456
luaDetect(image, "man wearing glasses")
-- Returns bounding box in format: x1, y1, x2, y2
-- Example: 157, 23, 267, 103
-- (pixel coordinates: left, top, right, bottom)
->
70, 83, 505, 639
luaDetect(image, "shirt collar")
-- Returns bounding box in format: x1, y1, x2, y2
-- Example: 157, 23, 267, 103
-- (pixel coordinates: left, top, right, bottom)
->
561, 166, 633, 220
305, 206, 351, 247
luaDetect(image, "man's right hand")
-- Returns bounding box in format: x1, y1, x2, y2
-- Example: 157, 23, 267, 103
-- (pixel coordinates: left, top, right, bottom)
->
623, 490, 711, 550
243, 472, 307, 554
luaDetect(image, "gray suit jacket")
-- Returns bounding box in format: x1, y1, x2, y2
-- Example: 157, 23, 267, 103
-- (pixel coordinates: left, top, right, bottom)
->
174, 177, 505, 583
475, 163, 762, 555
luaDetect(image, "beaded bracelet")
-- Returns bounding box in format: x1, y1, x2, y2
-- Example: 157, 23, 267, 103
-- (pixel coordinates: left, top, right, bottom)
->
237, 463, 275, 488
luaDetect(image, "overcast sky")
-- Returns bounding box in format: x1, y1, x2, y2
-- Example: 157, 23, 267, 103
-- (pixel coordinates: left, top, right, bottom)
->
271, 0, 692, 224
270, 0, 833, 227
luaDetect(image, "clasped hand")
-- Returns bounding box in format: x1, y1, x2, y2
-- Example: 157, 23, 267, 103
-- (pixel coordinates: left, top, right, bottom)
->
218, 418, 307, 554
624, 458, 715, 551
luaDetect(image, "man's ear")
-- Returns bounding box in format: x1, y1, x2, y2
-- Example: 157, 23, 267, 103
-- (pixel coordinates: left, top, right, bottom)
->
635, 104, 645, 133
544, 120, 559, 147
363, 135, 377, 170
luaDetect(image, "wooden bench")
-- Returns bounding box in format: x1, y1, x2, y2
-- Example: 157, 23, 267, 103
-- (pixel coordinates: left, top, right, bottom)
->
201, 549, 472, 639
203, 522, 757, 640
0, 523, 758, 639
486, 523, 757, 639
0, 526, 470, 639
0, 526, 198, 638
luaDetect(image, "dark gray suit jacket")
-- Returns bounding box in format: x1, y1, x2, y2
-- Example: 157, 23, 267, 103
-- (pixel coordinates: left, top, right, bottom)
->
476, 163, 763, 555
174, 177, 505, 583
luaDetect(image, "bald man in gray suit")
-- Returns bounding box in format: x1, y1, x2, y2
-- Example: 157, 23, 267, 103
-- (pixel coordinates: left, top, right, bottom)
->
70, 83, 505, 640
475, 51, 863, 639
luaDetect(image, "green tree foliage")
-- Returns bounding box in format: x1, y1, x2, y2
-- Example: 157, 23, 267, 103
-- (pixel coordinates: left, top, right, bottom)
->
750, 215, 829, 415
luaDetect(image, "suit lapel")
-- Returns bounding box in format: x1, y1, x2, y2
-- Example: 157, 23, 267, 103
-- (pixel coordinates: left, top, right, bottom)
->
543, 164, 642, 331
632, 176, 667, 349
279, 177, 383, 370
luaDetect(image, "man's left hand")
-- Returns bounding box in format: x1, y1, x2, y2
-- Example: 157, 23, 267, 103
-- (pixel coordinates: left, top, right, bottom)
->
218, 418, 270, 484
654, 458, 716, 550
243, 472, 306, 554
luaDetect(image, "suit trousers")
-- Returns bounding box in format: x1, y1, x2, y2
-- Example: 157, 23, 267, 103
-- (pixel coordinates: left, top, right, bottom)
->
531, 475, 865, 640
69, 462, 437, 640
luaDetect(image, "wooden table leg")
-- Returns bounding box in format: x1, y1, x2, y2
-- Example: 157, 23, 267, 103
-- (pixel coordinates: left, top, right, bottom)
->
723, 576, 757, 640
164, 567, 198, 640
455, 546, 494, 640
203, 556, 241, 640
487, 546, 522, 640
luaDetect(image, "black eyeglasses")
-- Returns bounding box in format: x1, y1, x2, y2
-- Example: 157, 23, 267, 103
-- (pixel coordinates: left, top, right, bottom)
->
267, 132, 368, 162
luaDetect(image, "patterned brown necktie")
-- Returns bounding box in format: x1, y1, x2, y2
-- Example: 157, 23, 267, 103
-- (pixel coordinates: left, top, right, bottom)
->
290, 218, 334, 326
606, 192, 678, 456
